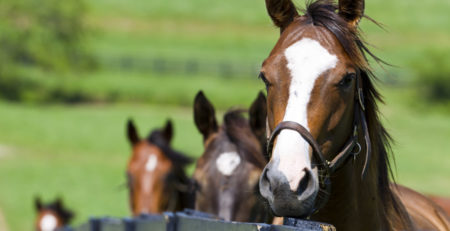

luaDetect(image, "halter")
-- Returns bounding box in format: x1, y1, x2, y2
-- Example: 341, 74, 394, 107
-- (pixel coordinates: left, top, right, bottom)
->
266, 73, 371, 213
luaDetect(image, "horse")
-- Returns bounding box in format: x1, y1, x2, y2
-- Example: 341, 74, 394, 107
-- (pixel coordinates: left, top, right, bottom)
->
192, 91, 273, 223
126, 119, 194, 216
257, 0, 450, 230
429, 195, 450, 216
34, 197, 74, 231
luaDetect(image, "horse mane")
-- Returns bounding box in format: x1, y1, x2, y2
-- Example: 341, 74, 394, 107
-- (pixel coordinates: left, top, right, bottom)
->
222, 109, 267, 169
147, 130, 193, 167
41, 199, 74, 225
303, 0, 413, 229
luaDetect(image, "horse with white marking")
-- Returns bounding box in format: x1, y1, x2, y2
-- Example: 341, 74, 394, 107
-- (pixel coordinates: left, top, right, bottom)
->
192, 91, 272, 223
258, 0, 449, 230
34, 197, 74, 231
126, 119, 194, 216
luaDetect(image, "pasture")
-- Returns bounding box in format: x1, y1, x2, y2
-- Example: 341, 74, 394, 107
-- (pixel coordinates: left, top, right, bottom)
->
0, 0, 449, 230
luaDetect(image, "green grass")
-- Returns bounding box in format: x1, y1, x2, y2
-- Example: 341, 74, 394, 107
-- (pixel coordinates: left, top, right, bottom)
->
85, 0, 450, 77
10, 0, 449, 105
14, 68, 265, 108
381, 88, 450, 194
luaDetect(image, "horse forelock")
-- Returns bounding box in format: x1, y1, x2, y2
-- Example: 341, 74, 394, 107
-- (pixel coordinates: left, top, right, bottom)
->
223, 109, 266, 169
38, 201, 74, 225
147, 130, 192, 167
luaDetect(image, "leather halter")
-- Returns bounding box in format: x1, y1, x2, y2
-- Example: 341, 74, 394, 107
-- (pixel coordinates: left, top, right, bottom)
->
266, 74, 371, 213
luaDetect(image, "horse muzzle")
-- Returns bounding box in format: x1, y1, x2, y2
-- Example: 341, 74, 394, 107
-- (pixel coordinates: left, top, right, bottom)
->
259, 161, 319, 218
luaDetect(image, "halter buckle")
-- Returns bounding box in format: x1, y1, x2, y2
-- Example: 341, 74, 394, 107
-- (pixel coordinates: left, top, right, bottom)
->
352, 142, 362, 161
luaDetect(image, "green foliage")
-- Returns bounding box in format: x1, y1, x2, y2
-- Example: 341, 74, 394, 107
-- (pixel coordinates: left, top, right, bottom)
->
0, 0, 96, 101
0, 0, 94, 71
412, 49, 450, 102
0, 69, 263, 108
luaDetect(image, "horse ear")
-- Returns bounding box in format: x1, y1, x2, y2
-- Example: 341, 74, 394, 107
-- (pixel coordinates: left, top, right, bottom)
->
127, 119, 140, 145
249, 91, 267, 145
193, 91, 218, 141
338, 0, 365, 27
162, 119, 173, 143
35, 196, 42, 211
265, 0, 298, 32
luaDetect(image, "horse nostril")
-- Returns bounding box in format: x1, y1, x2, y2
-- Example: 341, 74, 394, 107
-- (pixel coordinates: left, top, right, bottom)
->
296, 168, 311, 195
262, 168, 272, 192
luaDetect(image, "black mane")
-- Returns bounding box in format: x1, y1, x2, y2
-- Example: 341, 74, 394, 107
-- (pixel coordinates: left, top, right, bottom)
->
40, 199, 74, 225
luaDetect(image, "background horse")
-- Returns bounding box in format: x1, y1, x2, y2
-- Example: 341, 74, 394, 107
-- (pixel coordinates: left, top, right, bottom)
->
192, 91, 272, 223
257, 0, 450, 230
34, 197, 74, 231
126, 119, 193, 216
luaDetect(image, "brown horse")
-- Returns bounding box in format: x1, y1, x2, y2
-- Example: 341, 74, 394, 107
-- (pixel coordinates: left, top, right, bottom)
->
192, 91, 272, 223
126, 119, 193, 216
257, 0, 450, 230
34, 197, 74, 231
429, 195, 450, 216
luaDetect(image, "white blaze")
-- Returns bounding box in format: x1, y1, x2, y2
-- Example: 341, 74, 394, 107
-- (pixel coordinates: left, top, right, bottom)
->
40, 214, 58, 231
216, 152, 241, 176
145, 154, 158, 172
274, 38, 337, 191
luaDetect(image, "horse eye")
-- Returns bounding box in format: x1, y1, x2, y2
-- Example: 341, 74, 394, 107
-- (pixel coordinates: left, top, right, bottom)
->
258, 72, 271, 90
338, 73, 356, 88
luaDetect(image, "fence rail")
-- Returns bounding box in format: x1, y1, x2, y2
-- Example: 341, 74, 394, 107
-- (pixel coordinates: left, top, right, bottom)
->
100, 56, 261, 78
67, 209, 335, 231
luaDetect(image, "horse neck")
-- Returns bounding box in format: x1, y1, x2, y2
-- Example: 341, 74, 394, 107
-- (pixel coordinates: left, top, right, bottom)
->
312, 135, 392, 230
176, 182, 195, 211
171, 170, 195, 211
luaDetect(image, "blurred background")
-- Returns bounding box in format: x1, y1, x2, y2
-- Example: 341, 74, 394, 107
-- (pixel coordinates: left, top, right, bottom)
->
0, 0, 449, 230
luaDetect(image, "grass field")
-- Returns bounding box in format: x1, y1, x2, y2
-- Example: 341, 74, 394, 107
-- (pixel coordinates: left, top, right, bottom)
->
12, 0, 450, 105
1, 0, 450, 230
0, 102, 200, 231
86, 0, 450, 75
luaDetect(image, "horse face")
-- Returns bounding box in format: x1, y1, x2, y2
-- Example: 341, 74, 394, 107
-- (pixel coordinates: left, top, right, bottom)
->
193, 91, 269, 222
259, 0, 363, 218
194, 135, 264, 221
126, 120, 178, 215
35, 210, 63, 231
127, 140, 173, 215
34, 197, 73, 231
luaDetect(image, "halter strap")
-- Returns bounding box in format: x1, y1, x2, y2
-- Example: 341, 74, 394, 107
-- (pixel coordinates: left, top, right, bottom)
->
267, 121, 330, 173
265, 74, 371, 213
